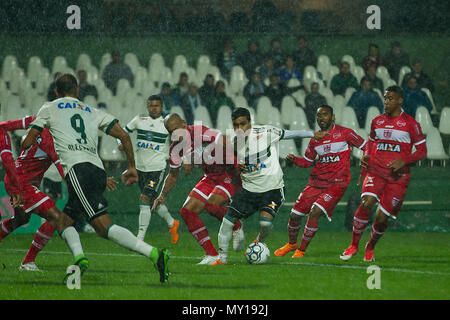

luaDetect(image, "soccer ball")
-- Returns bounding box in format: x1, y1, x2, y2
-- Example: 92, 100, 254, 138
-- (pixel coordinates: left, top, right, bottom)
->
245, 242, 270, 265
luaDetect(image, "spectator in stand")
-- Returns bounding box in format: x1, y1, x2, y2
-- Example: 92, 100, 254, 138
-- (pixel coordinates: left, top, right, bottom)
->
238, 39, 264, 79
266, 73, 301, 110
401, 59, 434, 93
257, 55, 278, 83
160, 82, 179, 113
266, 37, 285, 69
365, 65, 384, 93
362, 43, 383, 73
77, 70, 98, 101
47, 72, 62, 101
199, 74, 216, 109
243, 71, 266, 108
180, 82, 202, 125
330, 61, 359, 96
217, 37, 238, 81
402, 76, 433, 117
172, 72, 189, 100
347, 78, 384, 127
208, 80, 235, 126
292, 36, 317, 73
304, 82, 327, 128
101, 51, 134, 95
383, 41, 410, 82
279, 55, 303, 84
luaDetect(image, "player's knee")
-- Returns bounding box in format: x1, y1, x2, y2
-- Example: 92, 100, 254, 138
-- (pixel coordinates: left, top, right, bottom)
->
361, 196, 377, 210
309, 206, 323, 219
375, 210, 389, 225
180, 207, 196, 221
139, 194, 153, 205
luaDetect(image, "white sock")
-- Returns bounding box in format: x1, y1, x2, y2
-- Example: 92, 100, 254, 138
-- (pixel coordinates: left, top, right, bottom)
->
217, 217, 235, 262
61, 226, 84, 259
257, 218, 273, 243
137, 203, 151, 240
107, 224, 154, 258
157, 204, 174, 227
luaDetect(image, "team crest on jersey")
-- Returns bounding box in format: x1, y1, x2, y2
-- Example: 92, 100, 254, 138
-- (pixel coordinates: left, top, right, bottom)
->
223, 177, 232, 184
323, 194, 333, 202
376, 119, 385, 125
396, 120, 406, 127
392, 197, 400, 207
383, 130, 392, 138
332, 133, 341, 139
323, 144, 331, 153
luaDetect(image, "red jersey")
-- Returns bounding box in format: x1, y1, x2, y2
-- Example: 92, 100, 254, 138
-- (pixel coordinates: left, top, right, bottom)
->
0, 128, 22, 191
294, 124, 366, 188
169, 124, 238, 177
0, 115, 35, 132
366, 111, 426, 179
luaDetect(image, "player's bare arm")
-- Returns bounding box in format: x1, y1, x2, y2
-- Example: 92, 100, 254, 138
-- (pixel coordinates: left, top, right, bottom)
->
152, 166, 180, 211
286, 154, 296, 163
22, 127, 41, 149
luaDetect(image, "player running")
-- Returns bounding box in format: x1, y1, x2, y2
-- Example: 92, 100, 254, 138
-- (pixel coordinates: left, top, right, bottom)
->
340, 85, 427, 262
118, 95, 180, 243
211, 107, 326, 265
152, 113, 245, 265
22, 74, 170, 283
274, 105, 366, 258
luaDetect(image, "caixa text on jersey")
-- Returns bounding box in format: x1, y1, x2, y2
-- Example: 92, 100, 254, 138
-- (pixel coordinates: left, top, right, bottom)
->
58, 102, 92, 113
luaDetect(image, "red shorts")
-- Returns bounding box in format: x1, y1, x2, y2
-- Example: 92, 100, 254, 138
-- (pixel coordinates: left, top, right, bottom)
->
189, 174, 240, 203
361, 173, 409, 219
5, 183, 55, 216
291, 185, 347, 221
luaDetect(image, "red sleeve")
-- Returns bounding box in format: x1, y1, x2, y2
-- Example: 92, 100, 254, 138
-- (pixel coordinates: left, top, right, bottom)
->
403, 121, 427, 164
0, 115, 36, 131
347, 129, 367, 149
200, 125, 220, 143
37, 129, 65, 178
293, 139, 316, 168
0, 132, 21, 191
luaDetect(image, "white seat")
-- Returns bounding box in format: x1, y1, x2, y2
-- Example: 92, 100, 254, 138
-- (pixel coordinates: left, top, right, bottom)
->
376, 66, 391, 89
83, 95, 97, 110
426, 127, 449, 160
333, 95, 346, 124
172, 55, 189, 82
3, 95, 26, 121
438, 107, 450, 135
233, 95, 248, 108
352, 66, 365, 84
216, 105, 233, 134
340, 107, 360, 131
421, 88, 438, 115
318, 87, 334, 105
100, 135, 125, 161
299, 138, 311, 156
196, 55, 211, 81
373, 88, 383, 101
385, 78, 397, 87
52, 56, 68, 75
289, 107, 310, 131
76, 53, 92, 71
169, 105, 186, 121
287, 78, 301, 88
316, 55, 331, 77
341, 55, 355, 69
415, 106, 433, 135
27, 56, 43, 83
2, 55, 19, 82
29, 96, 46, 115
194, 105, 212, 128
291, 89, 306, 107
344, 87, 357, 105
324, 65, 339, 86
229, 66, 248, 96
281, 96, 297, 126
99, 53, 112, 74
159, 66, 173, 85
398, 66, 411, 86
256, 96, 273, 124
105, 97, 123, 119
266, 107, 282, 127
364, 106, 381, 133
207, 66, 222, 84
115, 78, 132, 102
278, 139, 298, 158
124, 53, 140, 75
303, 65, 320, 91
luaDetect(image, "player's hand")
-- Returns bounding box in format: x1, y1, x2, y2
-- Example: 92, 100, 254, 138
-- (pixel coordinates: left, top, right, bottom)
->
121, 167, 139, 186
239, 163, 248, 172
387, 158, 405, 172
183, 164, 192, 176
118, 144, 124, 151
314, 131, 329, 140
286, 154, 296, 163
11, 194, 22, 208
152, 195, 165, 211
106, 177, 119, 191
360, 155, 370, 168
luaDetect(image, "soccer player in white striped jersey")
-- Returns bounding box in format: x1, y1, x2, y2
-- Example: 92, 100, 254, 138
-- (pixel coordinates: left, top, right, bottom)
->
22, 74, 170, 283
118, 95, 180, 243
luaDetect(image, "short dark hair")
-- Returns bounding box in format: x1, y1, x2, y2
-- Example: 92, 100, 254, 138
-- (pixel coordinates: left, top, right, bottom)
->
385, 85, 403, 98
56, 74, 78, 96
147, 95, 162, 103
317, 104, 334, 115
231, 107, 251, 121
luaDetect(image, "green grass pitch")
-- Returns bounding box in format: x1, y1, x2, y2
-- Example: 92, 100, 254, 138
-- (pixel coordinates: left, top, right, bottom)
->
0, 230, 448, 300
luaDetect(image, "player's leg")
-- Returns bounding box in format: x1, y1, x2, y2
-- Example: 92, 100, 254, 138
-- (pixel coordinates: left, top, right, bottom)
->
255, 187, 285, 243
137, 194, 153, 241
0, 208, 30, 243
20, 221, 55, 271
294, 206, 322, 257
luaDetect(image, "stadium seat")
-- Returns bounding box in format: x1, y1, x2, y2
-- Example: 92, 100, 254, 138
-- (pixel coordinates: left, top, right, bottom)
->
3, 95, 25, 121
83, 95, 98, 109
105, 97, 123, 120
287, 78, 302, 88
289, 107, 310, 131
291, 89, 306, 107
373, 88, 383, 101
172, 54, 189, 82
34, 67, 51, 95
229, 65, 248, 96
99, 135, 125, 161
8, 68, 26, 95
52, 56, 69, 75
376, 66, 391, 89
278, 139, 298, 158
2, 55, 19, 82
266, 107, 282, 127
299, 138, 310, 156
332, 95, 346, 124
385, 78, 397, 87
344, 87, 356, 105
256, 96, 273, 124
364, 106, 381, 133
319, 87, 334, 105
233, 95, 248, 108
76, 53, 92, 71
352, 66, 365, 84
316, 55, 331, 76
134, 66, 149, 95
207, 65, 222, 83
303, 65, 320, 88
421, 88, 438, 115
194, 105, 212, 128
438, 107, 450, 135
148, 53, 165, 84
98, 87, 114, 105
169, 105, 186, 120
281, 96, 297, 126
415, 106, 433, 135
116, 78, 132, 100
124, 52, 140, 75
86, 65, 100, 83
216, 105, 233, 133
341, 55, 355, 69
323, 65, 339, 86
29, 95, 46, 115
398, 65, 411, 86
426, 127, 449, 162
159, 66, 173, 85
27, 56, 43, 83
99, 53, 112, 74
340, 107, 360, 131
196, 55, 211, 81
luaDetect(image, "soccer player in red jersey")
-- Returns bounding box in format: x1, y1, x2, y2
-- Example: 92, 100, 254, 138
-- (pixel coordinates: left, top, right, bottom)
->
152, 113, 244, 264
274, 105, 367, 258
340, 85, 427, 261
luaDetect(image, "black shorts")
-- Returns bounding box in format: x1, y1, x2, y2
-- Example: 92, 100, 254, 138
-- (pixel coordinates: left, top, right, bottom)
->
41, 178, 62, 200
64, 163, 108, 222
227, 187, 285, 220
137, 169, 166, 199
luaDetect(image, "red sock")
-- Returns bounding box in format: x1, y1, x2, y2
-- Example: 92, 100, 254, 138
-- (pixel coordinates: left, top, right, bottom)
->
204, 203, 242, 231
367, 222, 387, 250
0, 218, 13, 243
180, 208, 218, 256
287, 217, 302, 244
299, 217, 319, 252
22, 221, 55, 264
351, 206, 370, 248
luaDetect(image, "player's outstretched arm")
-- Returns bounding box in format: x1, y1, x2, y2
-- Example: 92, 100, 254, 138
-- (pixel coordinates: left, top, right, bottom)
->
286, 153, 313, 168
152, 167, 180, 211
22, 127, 41, 149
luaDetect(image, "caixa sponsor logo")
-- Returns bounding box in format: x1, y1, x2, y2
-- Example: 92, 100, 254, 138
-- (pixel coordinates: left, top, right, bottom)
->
137, 141, 160, 151
377, 142, 400, 152
246, 163, 267, 173
319, 155, 341, 163
58, 102, 92, 113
